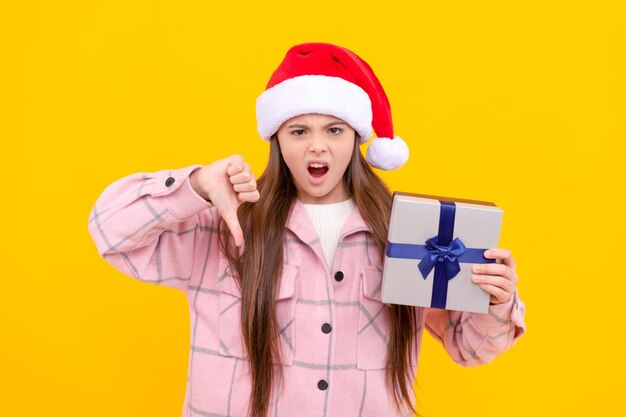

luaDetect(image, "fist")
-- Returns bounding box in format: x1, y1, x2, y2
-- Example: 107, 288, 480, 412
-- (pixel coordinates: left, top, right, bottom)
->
190, 154, 260, 247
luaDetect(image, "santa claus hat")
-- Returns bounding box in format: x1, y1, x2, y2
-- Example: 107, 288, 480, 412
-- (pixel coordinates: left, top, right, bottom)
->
255, 42, 409, 171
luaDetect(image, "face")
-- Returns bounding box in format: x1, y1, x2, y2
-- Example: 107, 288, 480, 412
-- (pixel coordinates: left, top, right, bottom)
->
276, 113, 356, 204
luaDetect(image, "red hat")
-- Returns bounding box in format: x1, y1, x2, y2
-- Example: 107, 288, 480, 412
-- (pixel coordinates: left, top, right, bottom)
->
256, 42, 409, 170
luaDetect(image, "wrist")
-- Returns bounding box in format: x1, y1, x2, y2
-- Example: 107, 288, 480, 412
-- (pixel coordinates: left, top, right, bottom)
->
189, 169, 212, 202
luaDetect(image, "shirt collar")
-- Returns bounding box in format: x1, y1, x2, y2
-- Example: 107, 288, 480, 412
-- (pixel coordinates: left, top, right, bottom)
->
285, 198, 370, 245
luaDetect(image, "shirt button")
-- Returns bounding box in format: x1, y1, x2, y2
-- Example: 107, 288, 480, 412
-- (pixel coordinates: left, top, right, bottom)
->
317, 380, 328, 390
334, 271, 344, 282
321, 323, 332, 334
165, 177, 175, 187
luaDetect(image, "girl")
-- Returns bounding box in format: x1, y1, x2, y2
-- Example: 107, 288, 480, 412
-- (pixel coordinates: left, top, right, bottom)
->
88, 42, 526, 417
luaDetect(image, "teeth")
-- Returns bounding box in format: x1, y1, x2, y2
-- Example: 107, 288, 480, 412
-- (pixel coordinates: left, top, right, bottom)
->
309, 163, 327, 168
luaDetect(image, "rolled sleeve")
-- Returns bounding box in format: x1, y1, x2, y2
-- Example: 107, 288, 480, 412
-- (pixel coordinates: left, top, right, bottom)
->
424, 288, 527, 367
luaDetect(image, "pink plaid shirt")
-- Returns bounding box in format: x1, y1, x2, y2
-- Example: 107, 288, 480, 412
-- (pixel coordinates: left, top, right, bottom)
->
88, 164, 526, 417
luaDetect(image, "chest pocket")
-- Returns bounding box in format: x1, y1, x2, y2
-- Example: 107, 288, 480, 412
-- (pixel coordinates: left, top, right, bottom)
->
216, 261, 298, 365
357, 265, 391, 370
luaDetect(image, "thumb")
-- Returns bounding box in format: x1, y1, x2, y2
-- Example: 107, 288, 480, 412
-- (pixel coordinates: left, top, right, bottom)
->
221, 208, 244, 247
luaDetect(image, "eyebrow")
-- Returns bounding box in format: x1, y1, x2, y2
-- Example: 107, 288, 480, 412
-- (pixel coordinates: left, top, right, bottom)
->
286, 121, 348, 129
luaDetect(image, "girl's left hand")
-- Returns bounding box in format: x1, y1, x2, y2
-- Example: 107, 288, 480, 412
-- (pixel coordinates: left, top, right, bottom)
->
471, 248, 519, 305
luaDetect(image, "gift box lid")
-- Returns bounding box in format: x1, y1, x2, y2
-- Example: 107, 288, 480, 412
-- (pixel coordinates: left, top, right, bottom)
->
393, 191, 497, 207
388, 192, 503, 249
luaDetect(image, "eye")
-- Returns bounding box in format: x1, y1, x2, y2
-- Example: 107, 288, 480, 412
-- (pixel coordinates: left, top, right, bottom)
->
291, 129, 306, 136
329, 127, 343, 135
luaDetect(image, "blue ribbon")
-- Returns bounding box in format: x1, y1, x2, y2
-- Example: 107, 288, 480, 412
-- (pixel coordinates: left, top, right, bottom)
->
418, 236, 467, 279
386, 200, 495, 309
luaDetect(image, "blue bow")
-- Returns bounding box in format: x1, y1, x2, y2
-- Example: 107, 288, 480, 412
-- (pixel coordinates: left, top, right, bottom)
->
417, 236, 467, 280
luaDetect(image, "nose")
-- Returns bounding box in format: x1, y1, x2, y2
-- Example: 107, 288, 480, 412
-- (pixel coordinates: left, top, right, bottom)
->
308, 133, 327, 153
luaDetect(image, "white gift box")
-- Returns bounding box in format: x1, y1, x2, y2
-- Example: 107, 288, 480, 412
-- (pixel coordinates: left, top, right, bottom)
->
381, 192, 503, 313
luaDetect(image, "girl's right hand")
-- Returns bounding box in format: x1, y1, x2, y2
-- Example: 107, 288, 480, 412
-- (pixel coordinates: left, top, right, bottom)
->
189, 154, 260, 247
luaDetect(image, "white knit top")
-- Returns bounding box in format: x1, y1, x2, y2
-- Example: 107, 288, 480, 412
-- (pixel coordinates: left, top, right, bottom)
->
302, 198, 357, 270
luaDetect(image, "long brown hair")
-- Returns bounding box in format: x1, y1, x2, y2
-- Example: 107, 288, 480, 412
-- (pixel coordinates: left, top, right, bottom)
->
218, 133, 419, 417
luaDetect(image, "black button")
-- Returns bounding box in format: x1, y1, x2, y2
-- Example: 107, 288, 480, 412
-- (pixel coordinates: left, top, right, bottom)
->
321, 323, 332, 334
317, 380, 328, 390
334, 271, 344, 282
165, 177, 175, 187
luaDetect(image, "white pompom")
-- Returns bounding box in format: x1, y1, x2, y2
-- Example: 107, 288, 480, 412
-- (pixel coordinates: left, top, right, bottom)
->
365, 136, 409, 170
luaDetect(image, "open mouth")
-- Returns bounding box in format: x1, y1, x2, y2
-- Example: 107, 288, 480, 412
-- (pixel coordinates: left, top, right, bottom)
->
307, 162, 329, 178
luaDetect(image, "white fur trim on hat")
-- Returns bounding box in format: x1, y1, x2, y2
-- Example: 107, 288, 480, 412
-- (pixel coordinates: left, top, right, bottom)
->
366, 136, 409, 170
256, 75, 373, 142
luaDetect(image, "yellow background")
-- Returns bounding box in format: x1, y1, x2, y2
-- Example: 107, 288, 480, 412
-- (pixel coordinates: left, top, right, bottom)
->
1, 1, 624, 416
